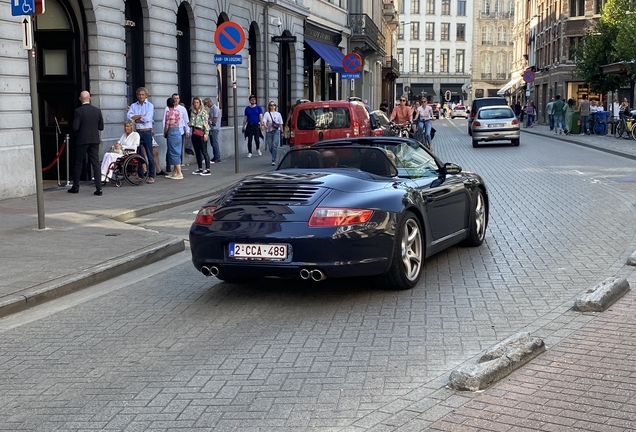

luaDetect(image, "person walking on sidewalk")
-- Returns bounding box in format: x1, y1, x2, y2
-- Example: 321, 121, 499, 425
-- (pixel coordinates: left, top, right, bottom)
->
162, 93, 190, 174
524, 101, 536, 127
163, 97, 184, 179
242, 95, 264, 158
546, 98, 555, 130
189, 97, 211, 176
564, 99, 576, 135
263, 101, 283, 166
127, 87, 156, 183
203, 98, 221, 164
70, 91, 104, 195
578, 94, 591, 135
552, 95, 566, 135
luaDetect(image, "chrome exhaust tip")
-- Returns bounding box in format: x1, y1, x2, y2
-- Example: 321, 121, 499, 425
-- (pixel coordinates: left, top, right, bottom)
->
209, 266, 220, 276
310, 269, 326, 282
201, 266, 211, 276
300, 269, 311, 280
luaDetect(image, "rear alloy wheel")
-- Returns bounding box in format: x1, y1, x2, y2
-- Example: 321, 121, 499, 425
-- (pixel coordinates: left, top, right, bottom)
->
463, 188, 487, 246
383, 211, 423, 290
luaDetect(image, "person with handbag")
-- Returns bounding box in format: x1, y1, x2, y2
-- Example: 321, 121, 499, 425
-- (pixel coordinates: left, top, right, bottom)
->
263, 101, 284, 166
242, 95, 264, 157
162, 93, 190, 174
188, 97, 211, 176
163, 98, 184, 179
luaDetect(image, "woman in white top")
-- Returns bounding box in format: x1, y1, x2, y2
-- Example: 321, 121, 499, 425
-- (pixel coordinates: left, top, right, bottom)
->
263, 101, 284, 166
101, 120, 140, 181
419, 98, 434, 148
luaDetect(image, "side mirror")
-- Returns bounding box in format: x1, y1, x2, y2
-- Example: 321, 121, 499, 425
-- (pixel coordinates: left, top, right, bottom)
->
443, 162, 462, 175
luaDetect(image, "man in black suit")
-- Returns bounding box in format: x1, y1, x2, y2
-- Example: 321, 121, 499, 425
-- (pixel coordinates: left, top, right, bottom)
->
70, 91, 104, 195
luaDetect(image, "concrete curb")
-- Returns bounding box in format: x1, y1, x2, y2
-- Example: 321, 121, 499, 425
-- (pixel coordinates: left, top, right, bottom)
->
448, 332, 546, 391
0, 237, 185, 319
627, 250, 636, 266
573, 277, 631, 312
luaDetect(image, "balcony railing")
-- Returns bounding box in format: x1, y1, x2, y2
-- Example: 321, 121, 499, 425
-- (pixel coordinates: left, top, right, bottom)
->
481, 73, 492, 79
496, 73, 508, 79
482, 40, 493, 45
384, 56, 399, 71
497, 41, 508, 45
349, 13, 386, 49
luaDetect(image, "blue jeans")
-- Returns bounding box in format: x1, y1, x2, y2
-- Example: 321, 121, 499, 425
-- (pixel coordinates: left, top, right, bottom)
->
549, 114, 554, 130
265, 130, 280, 162
423, 119, 432, 145
527, 115, 534, 126
137, 130, 155, 178
580, 115, 589, 134
209, 129, 220, 161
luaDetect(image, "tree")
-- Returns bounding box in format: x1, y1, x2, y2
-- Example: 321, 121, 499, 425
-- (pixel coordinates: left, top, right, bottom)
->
574, 0, 631, 93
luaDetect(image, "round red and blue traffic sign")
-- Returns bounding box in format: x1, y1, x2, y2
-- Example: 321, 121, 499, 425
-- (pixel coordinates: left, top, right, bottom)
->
522, 70, 535, 83
215, 22, 246, 55
342, 52, 363, 73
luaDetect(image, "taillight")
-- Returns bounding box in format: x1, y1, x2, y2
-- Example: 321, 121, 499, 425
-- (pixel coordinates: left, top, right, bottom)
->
473, 121, 481, 127
194, 206, 216, 225
353, 121, 360, 136
308, 208, 374, 227
374, 129, 383, 136
511, 118, 519, 125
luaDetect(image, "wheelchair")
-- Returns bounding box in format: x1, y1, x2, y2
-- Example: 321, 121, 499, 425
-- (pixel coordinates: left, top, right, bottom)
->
104, 152, 149, 187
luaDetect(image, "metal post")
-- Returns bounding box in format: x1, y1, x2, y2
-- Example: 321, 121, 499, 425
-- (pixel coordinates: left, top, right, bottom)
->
233, 84, 239, 174
28, 23, 45, 229
65, 134, 71, 186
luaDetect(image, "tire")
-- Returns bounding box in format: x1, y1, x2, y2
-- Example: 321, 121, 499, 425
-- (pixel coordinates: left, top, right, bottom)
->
472, 140, 479, 148
382, 211, 424, 290
462, 188, 487, 247
630, 123, 636, 141
511, 138, 520, 146
615, 121, 625, 139
123, 155, 149, 186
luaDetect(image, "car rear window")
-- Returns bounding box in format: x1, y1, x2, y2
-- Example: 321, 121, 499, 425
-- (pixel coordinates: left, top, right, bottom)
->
478, 108, 514, 120
455, 107, 465, 111
297, 108, 351, 130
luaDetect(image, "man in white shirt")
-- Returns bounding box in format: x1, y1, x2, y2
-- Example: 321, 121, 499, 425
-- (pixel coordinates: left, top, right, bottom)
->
204, 98, 222, 163
546, 98, 555, 130
162, 93, 190, 172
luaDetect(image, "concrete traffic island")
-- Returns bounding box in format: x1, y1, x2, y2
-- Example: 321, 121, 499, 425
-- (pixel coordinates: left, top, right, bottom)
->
448, 332, 546, 392
573, 277, 630, 312
627, 250, 636, 266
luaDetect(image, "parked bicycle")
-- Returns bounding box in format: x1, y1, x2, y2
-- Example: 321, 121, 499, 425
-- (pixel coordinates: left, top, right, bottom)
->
614, 110, 636, 140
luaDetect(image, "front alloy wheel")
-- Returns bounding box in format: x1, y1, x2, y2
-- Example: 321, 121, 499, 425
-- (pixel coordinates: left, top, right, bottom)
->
463, 188, 487, 246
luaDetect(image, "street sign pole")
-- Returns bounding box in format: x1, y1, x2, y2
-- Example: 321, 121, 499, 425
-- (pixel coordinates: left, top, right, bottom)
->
231, 65, 239, 174
28, 17, 45, 229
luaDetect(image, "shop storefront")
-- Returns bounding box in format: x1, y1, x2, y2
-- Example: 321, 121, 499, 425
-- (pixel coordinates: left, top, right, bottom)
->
304, 23, 344, 101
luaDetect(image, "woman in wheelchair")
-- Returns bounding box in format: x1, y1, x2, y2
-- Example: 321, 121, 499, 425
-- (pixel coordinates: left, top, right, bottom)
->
101, 120, 139, 182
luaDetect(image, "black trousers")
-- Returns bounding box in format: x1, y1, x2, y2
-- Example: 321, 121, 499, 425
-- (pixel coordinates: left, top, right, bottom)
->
73, 143, 101, 190
246, 123, 261, 153
191, 134, 210, 170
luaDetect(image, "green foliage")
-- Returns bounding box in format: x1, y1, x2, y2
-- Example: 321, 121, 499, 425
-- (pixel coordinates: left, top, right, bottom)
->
574, 0, 633, 92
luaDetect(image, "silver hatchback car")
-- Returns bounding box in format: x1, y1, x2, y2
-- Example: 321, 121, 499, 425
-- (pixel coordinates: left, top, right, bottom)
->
471, 105, 520, 147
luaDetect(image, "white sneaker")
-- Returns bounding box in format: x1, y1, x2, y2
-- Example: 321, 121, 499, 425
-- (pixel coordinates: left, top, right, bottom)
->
210, 160, 215, 164
258, 150, 262, 156
247, 153, 252, 158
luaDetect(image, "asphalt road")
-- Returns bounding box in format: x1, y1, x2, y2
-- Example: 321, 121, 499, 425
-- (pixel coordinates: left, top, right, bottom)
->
2, 119, 636, 431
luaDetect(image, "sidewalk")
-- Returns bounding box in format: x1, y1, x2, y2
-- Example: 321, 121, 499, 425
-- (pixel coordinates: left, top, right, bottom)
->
0, 153, 275, 318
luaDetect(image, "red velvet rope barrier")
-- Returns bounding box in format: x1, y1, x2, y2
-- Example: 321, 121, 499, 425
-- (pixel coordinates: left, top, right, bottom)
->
42, 140, 66, 172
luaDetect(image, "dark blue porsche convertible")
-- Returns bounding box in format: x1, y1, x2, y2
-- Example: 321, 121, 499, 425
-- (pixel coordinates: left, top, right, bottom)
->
190, 137, 488, 290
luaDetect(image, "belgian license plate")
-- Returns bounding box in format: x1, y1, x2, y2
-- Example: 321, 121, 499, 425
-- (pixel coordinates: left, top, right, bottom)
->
489, 123, 505, 128
229, 243, 288, 261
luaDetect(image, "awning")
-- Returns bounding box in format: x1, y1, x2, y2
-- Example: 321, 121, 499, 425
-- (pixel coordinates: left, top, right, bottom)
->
411, 84, 436, 96
305, 39, 345, 74
497, 77, 522, 95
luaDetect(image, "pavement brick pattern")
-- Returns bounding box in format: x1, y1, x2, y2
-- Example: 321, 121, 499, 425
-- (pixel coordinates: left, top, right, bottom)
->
0, 121, 636, 430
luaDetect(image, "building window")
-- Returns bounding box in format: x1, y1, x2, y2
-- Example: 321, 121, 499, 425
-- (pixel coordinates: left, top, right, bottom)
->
399, 0, 404, 14
497, 26, 507, 45
508, 1, 515, 16
410, 48, 419, 73
494, 0, 503, 15
397, 48, 404, 73
410, 22, 420, 40
457, 1, 466, 16
441, 0, 450, 15
425, 48, 434, 73
426, 0, 435, 14
483, 0, 491, 15
456, 23, 465, 41
481, 52, 492, 79
570, 0, 585, 16
482, 25, 493, 44
440, 49, 449, 72
569, 37, 582, 60
411, 0, 420, 14
441, 23, 450, 40
456, 49, 465, 73
595, 0, 606, 14
398, 22, 404, 40
496, 53, 506, 79
426, 22, 435, 40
